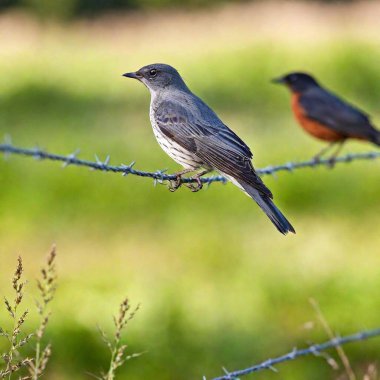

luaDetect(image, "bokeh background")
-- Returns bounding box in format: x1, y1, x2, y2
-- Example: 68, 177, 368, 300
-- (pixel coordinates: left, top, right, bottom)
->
1, 1, 380, 379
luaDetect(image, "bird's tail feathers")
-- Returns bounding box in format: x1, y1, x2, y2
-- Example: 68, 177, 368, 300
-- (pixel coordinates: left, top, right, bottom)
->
239, 181, 295, 235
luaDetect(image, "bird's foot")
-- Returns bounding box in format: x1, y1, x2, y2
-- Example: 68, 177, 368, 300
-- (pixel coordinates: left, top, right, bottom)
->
185, 176, 203, 192
168, 169, 208, 192
326, 141, 345, 168
312, 142, 337, 164
327, 156, 337, 168
168, 175, 183, 192
185, 170, 209, 192
167, 168, 196, 192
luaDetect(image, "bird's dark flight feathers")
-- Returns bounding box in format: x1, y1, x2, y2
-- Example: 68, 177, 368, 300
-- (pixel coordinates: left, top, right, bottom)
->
300, 87, 379, 142
155, 100, 272, 199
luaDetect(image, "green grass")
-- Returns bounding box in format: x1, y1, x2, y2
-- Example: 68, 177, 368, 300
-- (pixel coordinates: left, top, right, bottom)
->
0, 9, 380, 380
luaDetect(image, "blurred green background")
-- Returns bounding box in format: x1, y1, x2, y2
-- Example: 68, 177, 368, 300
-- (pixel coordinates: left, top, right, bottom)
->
1, 1, 380, 379
0, 0, 354, 19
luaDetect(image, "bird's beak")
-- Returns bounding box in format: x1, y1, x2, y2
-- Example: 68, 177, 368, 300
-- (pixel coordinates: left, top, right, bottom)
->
122, 71, 142, 80
271, 76, 286, 84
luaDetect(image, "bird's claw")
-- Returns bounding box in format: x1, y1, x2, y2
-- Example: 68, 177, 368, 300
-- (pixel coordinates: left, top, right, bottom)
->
185, 177, 203, 192
327, 157, 337, 168
167, 169, 207, 192
168, 176, 182, 192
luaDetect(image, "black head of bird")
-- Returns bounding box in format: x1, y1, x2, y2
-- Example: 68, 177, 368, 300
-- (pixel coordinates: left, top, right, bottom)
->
272, 72, 319, 93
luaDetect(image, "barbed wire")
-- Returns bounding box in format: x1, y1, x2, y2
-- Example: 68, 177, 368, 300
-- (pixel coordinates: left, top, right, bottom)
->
210, 327, 380, 380
0, 138, 379, 185
1, 140, 379, 376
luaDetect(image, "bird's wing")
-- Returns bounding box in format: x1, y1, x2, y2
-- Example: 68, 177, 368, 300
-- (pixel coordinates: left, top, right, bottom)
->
300, 88, 376, 138
155, 100, 272, 198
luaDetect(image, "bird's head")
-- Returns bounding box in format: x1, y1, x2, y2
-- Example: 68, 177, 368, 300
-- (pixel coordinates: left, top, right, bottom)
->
123, 63, 187, 93
272, 72, 319, 92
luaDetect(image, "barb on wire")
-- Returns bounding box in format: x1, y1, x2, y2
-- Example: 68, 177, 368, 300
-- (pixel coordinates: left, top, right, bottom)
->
0, 140, 379, 185
210, 328, 380, 380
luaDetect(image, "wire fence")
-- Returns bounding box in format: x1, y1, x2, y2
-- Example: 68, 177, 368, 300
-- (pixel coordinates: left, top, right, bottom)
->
210, 328, 380, 379
1, 139, 379, 186
1, 141, 380, 376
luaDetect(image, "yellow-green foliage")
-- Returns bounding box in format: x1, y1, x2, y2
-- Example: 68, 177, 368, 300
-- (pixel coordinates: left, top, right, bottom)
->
0, 3, 379, 379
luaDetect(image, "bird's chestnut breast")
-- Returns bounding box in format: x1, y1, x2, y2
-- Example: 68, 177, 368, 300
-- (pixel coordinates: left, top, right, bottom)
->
291, 93, 344, 142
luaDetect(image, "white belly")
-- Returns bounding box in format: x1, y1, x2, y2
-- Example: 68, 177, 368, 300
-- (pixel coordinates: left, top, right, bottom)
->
149, 109, 203, 169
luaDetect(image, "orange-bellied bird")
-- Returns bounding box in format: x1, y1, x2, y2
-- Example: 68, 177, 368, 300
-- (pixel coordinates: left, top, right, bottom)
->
273, 72, 380, 161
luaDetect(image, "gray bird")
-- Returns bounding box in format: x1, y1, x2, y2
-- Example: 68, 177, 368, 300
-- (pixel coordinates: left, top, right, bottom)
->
123, 63, 295, 234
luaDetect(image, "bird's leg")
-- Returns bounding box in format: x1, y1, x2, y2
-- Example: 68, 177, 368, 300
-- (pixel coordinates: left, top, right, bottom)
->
185, 170, 210, 192
312, 142, 336, 162
327, 139, 346, 168
168, 168, 196, 192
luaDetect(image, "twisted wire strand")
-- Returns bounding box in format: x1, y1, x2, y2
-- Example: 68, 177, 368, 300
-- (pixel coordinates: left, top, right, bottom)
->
1, 141, 379, 376
1, 140, 379, 185
211, 328, 380, 379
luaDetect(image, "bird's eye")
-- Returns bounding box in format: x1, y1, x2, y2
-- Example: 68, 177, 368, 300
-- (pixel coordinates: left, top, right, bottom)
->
149, 69, 157, 77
